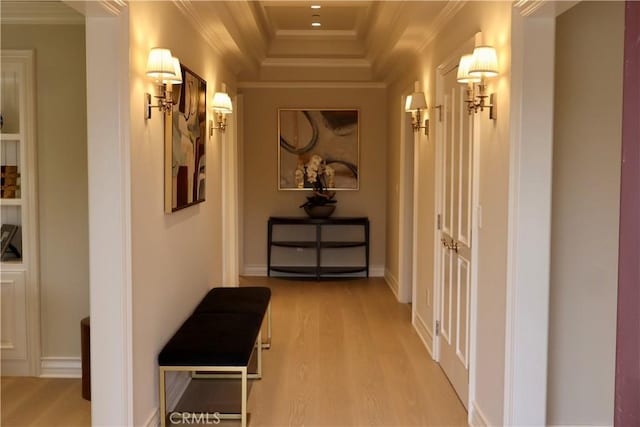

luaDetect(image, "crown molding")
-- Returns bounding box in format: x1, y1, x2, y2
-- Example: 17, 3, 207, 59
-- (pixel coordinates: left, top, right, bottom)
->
238, 81, 386, 89
514, 0, 579, 18
60, 1, 126, 18
514, 0, 547, 17
173, 0, 268, 77
96, 0, 127, 16
275, 29, 358, 40
1, 1, 84, 25
172, 0, 246, 75
416, 1, 467, 53
379, 1, 467, 85
364, 1, 406, 64
261, 57, 370, 68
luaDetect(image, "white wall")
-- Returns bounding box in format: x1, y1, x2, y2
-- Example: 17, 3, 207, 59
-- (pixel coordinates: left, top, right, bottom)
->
128, 2, 235, 424
386, 2, 512, 424
548, 2, 623, 424
1, 23, 89, 359
240, 86, 387, 275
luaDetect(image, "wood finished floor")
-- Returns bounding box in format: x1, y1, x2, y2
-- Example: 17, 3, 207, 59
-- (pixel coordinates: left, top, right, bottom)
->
0, 377, 90, 427
174, 277, 467, 427
1, 278, 467, 427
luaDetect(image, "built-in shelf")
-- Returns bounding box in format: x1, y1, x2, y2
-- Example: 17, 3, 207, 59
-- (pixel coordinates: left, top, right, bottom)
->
267, 216, 370, 280
0, 198, 22, 206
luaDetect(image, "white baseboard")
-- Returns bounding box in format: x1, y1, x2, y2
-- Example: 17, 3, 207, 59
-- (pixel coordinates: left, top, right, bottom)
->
412, 313, 434, 358
384, 268, 400, 300
143, 408, 160, 427
370, 265, 385, 277
143, 370, 191, 427
469, 400, 489, 427
243, 264, 267, 276
243, 264, 385, 277
39, 357, 81, 378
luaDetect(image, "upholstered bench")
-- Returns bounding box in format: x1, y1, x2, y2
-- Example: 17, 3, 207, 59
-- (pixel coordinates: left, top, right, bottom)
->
193, 287, 272, 349
158, 287, 271, 427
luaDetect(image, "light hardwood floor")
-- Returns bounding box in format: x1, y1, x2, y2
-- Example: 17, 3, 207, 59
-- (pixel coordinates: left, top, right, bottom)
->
1, 377, 90, 426
1, 277, 467, 427
174, 277, 468, 426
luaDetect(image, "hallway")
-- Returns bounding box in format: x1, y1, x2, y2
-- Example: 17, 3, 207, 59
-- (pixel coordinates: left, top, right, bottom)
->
174, 277, 467, 426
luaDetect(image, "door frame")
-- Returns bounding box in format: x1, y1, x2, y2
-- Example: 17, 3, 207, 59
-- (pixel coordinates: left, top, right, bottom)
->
67, 1, 134, 425
398, 85, 416, 304
221, 95, 240, 287
433, 36, 480, 414
505, 2, 578, 424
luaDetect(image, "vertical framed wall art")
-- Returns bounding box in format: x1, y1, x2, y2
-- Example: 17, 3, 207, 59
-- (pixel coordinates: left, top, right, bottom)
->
278, 109, 359, 190
165, 64, 207, 213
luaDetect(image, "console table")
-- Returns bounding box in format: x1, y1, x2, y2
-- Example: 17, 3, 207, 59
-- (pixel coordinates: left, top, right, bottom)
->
267, 216, 369, 280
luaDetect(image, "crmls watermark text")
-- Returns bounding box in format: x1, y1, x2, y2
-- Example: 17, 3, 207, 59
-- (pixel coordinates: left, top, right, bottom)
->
169, 412, 221, 425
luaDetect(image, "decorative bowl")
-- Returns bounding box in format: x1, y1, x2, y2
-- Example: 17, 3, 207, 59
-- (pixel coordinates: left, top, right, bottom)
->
303, 205, 336, 219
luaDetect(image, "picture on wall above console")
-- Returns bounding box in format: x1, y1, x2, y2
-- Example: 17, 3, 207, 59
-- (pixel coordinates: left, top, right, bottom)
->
279, 109, 359, 190
165, 64, 206, 213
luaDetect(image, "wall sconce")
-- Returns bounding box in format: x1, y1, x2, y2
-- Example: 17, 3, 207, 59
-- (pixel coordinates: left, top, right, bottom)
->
209, 85, 232, 135
405, 91, 429, 136
457, 45, 498, 120
144, 47, 182, 120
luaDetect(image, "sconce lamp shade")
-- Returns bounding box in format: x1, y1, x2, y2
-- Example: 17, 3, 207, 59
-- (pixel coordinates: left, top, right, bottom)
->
146, 48, 176, 80
162, 57, 183, 84
457, 54, 481, 83
405, 95, 413, 112
405, 91, 427, 112
212, 92, 233, 113
469, 46, 499, 78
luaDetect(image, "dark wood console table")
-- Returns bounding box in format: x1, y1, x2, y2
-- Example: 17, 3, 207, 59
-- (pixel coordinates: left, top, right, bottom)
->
267, 216, 370, 280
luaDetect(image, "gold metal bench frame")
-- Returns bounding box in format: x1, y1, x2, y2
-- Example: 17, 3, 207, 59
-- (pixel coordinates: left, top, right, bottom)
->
159, 303, 271, 427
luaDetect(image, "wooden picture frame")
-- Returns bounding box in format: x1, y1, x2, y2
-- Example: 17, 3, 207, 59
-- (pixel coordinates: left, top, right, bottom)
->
165, 64, 207, 213
278, 109, 359, 190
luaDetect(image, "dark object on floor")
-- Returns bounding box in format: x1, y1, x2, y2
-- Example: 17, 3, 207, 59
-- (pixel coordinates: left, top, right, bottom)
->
81, 317, 90, 401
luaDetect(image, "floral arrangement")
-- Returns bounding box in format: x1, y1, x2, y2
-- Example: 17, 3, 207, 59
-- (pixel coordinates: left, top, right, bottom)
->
296, 154, 337, 209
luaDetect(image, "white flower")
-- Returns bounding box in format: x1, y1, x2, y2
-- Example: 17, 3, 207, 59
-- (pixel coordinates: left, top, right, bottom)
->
309, 154, 322, 168
325, 165, 335, 188
307, 169, 318, 183
295, 167, 304, 188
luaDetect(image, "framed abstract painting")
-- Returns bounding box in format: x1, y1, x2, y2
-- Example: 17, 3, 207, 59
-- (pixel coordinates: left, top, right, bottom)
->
278, 109, 359, 190
165, 64, 207, 213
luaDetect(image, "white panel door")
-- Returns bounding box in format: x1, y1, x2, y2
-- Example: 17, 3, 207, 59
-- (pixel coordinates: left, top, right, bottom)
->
438, 65, 473, 408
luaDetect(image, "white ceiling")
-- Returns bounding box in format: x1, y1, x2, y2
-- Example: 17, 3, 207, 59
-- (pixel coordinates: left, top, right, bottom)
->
176, 0, 465, 84
0, 0, 467, 84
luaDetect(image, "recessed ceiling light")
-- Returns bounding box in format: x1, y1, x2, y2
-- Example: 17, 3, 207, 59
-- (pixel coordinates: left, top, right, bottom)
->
312, 22, 321, 27
311, 5, 321, 9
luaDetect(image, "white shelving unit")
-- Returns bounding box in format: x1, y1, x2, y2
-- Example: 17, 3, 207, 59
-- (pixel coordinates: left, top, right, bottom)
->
1, 50, 40, 376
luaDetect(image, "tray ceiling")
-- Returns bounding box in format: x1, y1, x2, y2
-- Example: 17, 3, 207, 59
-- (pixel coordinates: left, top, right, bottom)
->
1, 0, 466, 84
